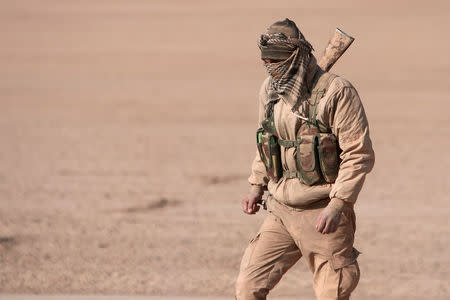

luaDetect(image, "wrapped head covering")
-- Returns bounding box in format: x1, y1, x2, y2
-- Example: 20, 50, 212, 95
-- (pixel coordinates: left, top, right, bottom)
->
258, 18, 314, 112
260, 18, 301, 60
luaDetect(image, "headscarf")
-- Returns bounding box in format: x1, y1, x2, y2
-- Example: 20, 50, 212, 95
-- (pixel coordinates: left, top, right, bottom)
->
258, 20, 314, 113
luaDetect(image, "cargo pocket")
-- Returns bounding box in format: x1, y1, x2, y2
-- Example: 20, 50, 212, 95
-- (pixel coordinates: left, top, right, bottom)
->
240, 233, 261, 271
317, 133, 341, 183
296, 134, 321, 185
330, 248, 361, 299
330, 247, 360, 270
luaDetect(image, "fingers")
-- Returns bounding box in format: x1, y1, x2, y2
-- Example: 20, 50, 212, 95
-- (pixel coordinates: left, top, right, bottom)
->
242, 196, 259, 214
248, 198, 256, 214
316, 213, 326, 233
247, 199, 260, 214
242, 198, 249, 213
327, 213, 341, 233
250, 201, 256, 213
323, 218, 333, 234
317, 216, 340, 234
316, 213, 340, 234
328, 219, 339, 233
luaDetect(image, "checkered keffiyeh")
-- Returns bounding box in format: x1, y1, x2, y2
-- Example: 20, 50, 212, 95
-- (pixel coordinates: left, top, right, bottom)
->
258, 32, 313, 110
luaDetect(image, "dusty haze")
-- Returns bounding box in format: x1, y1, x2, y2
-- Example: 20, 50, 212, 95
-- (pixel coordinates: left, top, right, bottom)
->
0, 0, 449, 299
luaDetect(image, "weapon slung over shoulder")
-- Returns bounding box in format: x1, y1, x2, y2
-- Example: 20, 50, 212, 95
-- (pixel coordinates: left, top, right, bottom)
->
318, 28, 354, 72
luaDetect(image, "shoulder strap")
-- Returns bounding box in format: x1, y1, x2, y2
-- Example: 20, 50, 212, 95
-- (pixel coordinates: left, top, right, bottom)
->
261, 78, 280, 136
309, 72, 338, 129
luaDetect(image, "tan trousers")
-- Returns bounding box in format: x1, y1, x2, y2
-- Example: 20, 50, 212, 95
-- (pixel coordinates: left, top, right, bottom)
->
236, 197, 360, 300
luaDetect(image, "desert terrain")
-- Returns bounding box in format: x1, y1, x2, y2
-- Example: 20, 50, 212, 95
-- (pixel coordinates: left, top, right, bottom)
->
0, 0, 449, 299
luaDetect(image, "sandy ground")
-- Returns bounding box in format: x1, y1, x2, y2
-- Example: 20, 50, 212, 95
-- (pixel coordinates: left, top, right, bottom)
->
0, 297, 304, 300
1, 297, 234, 300
0, 0, 449, 299
0, 297, 246, 300
0, 297, 250, 300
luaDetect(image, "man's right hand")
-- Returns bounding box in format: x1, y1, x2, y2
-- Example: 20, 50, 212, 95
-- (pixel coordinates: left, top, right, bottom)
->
242, 193, 263, 215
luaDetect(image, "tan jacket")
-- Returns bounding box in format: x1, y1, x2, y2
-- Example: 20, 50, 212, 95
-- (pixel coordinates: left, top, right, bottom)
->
249, 69, 375, 206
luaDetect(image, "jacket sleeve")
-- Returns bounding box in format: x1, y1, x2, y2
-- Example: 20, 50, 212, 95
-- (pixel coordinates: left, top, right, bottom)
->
247, 78, 270, 194
327, 84, 375, 203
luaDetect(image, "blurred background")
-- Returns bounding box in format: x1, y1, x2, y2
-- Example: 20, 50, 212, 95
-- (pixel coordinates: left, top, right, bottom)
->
0, 0, 449, 299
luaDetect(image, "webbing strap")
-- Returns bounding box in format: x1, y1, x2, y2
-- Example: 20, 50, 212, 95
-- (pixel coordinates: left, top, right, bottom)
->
278, 139, 300, 148
262, 80, 281, 136
263, 70, 338, 136
309, 72, 337, 127
283, 170, 302, 179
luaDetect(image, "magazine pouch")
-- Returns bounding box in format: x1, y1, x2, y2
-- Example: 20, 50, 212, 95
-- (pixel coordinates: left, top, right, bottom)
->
256, 128, 282, 182
317, 133, 341, 183
296, 134, 321, 186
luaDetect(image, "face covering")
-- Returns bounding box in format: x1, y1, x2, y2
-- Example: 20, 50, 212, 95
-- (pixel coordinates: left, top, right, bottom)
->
258, 31, 313, 112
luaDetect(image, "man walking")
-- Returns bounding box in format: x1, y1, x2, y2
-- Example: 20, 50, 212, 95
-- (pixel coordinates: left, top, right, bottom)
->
236, 19, 375, 300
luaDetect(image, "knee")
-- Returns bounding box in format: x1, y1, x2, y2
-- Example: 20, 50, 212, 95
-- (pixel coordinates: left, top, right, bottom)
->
338, 261, 360, 299
235, 272, 268, 300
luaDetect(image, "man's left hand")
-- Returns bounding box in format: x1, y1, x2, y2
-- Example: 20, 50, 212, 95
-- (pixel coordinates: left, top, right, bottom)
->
316, 198, 348, 234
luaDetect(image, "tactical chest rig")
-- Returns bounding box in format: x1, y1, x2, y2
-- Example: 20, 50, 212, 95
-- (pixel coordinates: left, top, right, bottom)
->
256, 70, 341, 186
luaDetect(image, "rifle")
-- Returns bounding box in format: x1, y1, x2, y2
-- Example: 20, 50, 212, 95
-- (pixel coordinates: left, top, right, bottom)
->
318, 28, 355, 72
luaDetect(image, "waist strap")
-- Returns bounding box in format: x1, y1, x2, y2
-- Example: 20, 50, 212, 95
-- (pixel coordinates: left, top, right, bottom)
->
283, 170, 302, 179
278, 139, 300, 148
